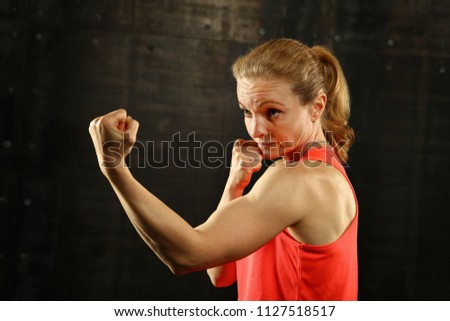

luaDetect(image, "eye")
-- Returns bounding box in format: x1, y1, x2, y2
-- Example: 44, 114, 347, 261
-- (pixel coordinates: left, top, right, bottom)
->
241, 108, 252, 117
268, 109, 281, 118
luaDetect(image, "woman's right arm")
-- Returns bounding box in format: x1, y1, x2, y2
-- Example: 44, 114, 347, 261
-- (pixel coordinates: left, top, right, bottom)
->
206, 140, 262, 287
206, 182, 241, 287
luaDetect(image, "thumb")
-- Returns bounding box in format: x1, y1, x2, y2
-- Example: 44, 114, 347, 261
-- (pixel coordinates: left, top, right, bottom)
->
233, 138, 258, 150
105, 108, 128, 130
117, 121, 126, 132
124, 116, 139, 143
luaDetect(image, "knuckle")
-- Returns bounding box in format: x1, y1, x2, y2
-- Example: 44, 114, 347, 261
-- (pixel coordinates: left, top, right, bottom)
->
95, 116, 104, 125
90, 117, 102, 129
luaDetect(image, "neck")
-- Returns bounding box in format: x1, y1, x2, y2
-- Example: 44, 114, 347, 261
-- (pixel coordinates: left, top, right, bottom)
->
284, 138, 328, 163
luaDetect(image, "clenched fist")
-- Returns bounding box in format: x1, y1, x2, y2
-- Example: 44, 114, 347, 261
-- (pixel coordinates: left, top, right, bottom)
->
89, 109, 139, 173
228, 139, 263, 190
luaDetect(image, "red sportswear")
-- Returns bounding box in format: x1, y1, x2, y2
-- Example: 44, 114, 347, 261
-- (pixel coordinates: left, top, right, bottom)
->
236, 146, 358, 300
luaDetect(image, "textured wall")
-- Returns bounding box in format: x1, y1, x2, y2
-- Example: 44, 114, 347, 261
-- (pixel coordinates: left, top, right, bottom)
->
0, 0, 449, 300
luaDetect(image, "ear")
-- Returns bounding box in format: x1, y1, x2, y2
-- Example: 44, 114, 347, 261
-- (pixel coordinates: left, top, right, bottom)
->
311, 91, 327, 122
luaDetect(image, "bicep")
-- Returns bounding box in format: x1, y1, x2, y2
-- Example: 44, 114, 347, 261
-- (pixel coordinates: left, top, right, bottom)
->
192, 165, 314, 270
194, 190, 295, 268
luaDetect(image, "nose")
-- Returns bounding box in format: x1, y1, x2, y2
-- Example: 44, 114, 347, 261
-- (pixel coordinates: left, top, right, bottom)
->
248, 117, 268, 139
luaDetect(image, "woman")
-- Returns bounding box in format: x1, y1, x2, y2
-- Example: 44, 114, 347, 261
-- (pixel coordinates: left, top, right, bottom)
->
89, 38, 358, 300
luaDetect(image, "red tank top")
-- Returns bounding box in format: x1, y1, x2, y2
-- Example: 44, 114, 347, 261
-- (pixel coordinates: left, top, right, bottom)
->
236, 146, 358, 300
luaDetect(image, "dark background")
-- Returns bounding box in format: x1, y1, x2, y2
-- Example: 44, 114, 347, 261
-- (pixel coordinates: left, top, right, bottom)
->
1, 0, 449, 300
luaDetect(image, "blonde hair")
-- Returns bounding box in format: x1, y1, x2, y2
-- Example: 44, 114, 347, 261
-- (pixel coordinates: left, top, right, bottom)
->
232, 38, 355, 163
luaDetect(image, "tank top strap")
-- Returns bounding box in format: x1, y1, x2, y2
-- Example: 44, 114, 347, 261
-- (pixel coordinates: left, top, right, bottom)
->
302, 143, 347, 177
304, 143, 359, 222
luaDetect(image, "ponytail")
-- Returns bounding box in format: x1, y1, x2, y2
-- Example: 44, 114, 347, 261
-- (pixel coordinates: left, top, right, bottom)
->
311, 46, 355, 164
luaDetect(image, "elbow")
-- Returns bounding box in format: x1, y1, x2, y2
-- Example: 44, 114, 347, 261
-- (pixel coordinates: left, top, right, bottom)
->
157, 235, 210, 276
207, 269, 235, 287
209, 276, 234, 288
207, 271, 221, 287
154, 244, 204, 276
166, 257, 204, 276
209, 276, 222, 287
169, 264, 193, 276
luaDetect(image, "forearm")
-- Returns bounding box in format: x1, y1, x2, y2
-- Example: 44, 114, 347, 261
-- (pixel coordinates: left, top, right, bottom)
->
218, 179, 246, 207
103, 167, 202, 274
206, 178, 244, 286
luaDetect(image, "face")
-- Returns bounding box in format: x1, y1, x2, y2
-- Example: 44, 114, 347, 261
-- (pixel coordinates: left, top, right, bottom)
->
236, 77, 324, 161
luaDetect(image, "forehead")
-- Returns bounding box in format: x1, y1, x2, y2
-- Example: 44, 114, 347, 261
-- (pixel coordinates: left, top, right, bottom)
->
237, 78, 291, 94
236, 78, 295, 103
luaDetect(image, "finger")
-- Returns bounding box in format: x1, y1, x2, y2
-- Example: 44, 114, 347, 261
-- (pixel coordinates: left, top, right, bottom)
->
240, 143, 262, 159
117, 121, 126, 132
238, 158, 262, 171
240, 140, 259, 148
118, 116, 133, 132
104, 108, 128, 129
106, 108, 127, 119
89, 116, 101, 132
233, 139, 259, 153
124, 117, 139, 143
233, 138, 246, 148
253, 155, 263, 172
239, 149, 262, 168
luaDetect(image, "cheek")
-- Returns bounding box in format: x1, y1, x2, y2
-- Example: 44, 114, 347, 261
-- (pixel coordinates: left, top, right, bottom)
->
282, 119, 310, 145
244, 119, 252, 136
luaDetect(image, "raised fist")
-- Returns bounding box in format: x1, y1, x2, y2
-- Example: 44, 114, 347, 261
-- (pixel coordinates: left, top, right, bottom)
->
89, 109, 139, 171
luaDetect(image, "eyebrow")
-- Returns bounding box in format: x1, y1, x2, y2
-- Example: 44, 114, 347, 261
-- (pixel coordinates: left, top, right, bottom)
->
239, 100, 285, 109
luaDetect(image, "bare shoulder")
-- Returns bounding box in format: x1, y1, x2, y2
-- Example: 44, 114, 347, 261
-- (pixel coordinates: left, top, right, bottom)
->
247, 158, 355, 245
247, 159, 340, 216
250, 158, 344, 199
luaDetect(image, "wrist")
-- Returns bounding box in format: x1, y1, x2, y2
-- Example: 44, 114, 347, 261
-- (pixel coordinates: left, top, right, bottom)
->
224, 179, 246, 199
101, 162, 131, 180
